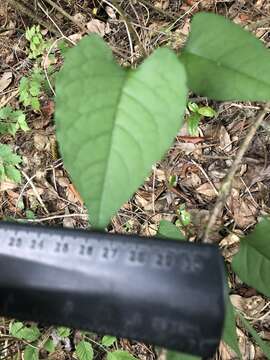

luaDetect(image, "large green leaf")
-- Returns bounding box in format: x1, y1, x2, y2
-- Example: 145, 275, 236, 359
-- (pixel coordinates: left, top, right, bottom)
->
56, 35, 187, 229
222, 298, 241, 358
232, 218, 270, 297
180, 12, 270, 101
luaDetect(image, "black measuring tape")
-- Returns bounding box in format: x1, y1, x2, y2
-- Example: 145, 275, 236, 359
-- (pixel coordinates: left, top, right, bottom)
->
0, 222, 226, 358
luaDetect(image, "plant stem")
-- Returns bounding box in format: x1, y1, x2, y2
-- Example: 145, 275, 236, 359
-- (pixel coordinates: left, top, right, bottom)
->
42, 0, 85, 31
110, 0, 147, 58
203, 102, 270, 243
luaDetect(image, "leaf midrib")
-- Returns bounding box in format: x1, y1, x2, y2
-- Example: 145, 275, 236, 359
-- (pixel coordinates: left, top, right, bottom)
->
97, 69, 129, 227
183, 50, 270, 89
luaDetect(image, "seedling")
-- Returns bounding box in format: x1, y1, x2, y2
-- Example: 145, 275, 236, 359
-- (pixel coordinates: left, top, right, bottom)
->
176, 204, 191, 227
187, 102, 217, 136
0, 106, 29, 136
19, 68, 45, 111
26, 25, 50, 59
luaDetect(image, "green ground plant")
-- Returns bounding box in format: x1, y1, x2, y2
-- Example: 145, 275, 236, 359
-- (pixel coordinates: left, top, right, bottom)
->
25, 25, 50, 60
0, 144, 22, 183
54, 11, 270, 360
187, 102, 216, 136
19, 68, 45, 111
0, 106, 29, 136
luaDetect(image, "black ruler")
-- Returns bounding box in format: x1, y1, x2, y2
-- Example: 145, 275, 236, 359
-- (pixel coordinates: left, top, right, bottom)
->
0, 222, 225, 358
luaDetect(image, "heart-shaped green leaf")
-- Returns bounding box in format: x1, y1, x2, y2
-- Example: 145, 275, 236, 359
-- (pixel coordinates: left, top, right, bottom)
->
232, 218, 270, 297
56, 35, 187, 228
180, 13, 270, 101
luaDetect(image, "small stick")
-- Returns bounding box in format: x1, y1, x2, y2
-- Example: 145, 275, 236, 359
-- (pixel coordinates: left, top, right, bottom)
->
135, 0, 178, 21
41, 0, 85, 32
6, 0, 58, 35
110, 0, 147, 58
20, 170, 50, 214
203, 102, 270, 243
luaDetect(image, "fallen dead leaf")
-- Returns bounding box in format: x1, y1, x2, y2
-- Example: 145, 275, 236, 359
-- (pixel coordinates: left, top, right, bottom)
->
231, 294, 266, 318
134, 192, 152, 211
0, 180, 17, 192
34, 134, 50, 151
230, 294, 245, 312
73, 13, 86, 28
105, 5, 116, 19
227, 188, 257, 228
0, 71, 12, 93
26, 186, 44, 197
219, 125, 232, 152
68, 33, 82, 43
220, 232, 241, 261
86, 19, 110, 37
219, 340, 239, 360
155, 168, 166, 182
67, 183, 84, 206
154, 0, 170, 10
63, 210, 76, 228
196, 182, 219, 199
181, 171, 201, 188
237, 327, 255, 360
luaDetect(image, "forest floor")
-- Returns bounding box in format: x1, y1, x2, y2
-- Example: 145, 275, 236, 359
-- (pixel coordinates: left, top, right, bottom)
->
0, 0, 270, 359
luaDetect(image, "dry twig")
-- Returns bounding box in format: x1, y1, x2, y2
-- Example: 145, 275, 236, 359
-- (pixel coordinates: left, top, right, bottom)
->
203, 102, 270, 243
6, 0, 58, 34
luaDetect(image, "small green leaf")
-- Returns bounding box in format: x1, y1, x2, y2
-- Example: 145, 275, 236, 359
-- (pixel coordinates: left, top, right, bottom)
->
5, 165, 21, 183
17, 113, 29, 131
8, 123, 19, 136
0, 144, 21, 165
31, 97, 40, 111
222, 298, 241, 358
26, 210, 36, 219
0, 106, 12, 119
9, 322, 40, 342
187, 102, 199, 113
9, 321, 24, 337
238, 312, 270, 359
43, 338, 55, 353
101, 335, 117, 347
197, 106, 216, 117
23, 345, 39, 360
180, 12, 270, 101
57, 326, 70, 338
232, 218, 270, 297
179, 208, 191, 226
56, 35, 187, 229
167, 350, 200, 360
187, 112, 201, 136
75, 340, 94, 360
168, 174, 177, 187
107, 350, 136, 360
0, 164, 5, 181
157, 220, 185, 240
29, 82, 40, 97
